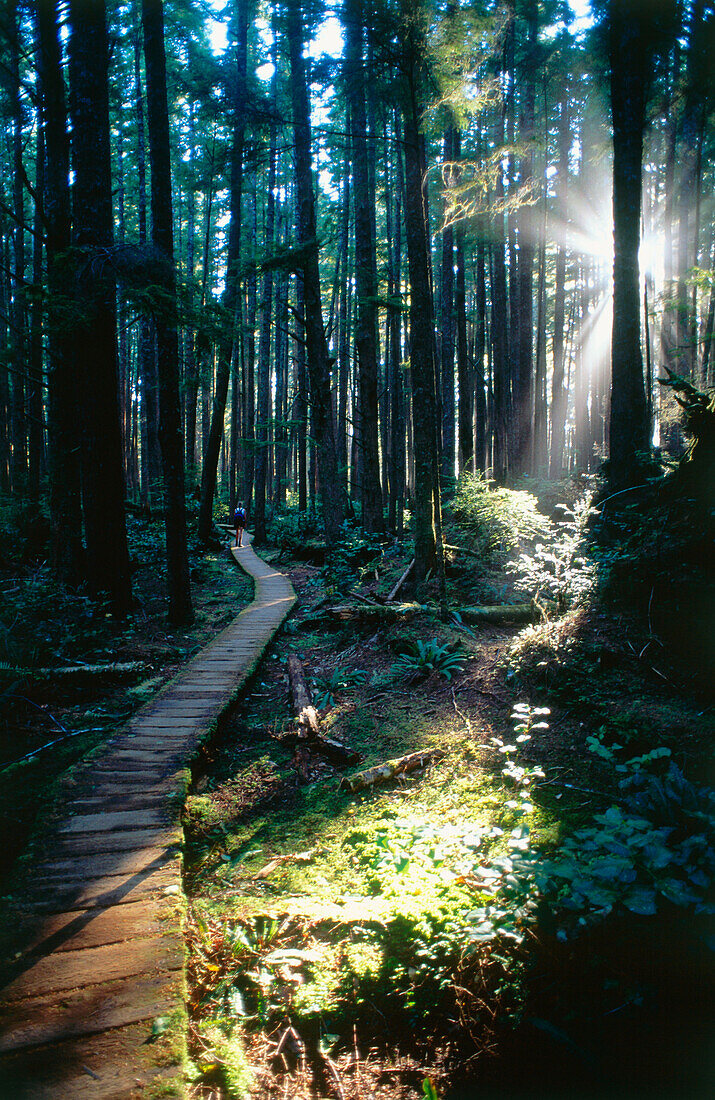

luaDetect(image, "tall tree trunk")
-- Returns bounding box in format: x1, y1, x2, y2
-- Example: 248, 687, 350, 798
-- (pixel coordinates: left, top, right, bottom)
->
0, 238, 10, 493
253, 54, 277, 543
387, 113, 405, 534
345, 0, 383, 532
608, 0, 651, 486
513, 0, 536, 475
454, 129, 473, 474
294, 266, 308, 512
701, 233, 715, 386
242, 187, 257, 509
198, 0, 250, 543
133, 15, 161, 508
184, 101, 199, 479
286, 0, 343, 547
474, 232, 487, 473
28, 122, 45, 500
36, 0, 84, 584
142, 0, 193, 623
68, 0, 132, 615
533, 90, 548, 477
659, 40, 679, 456
274, 244, 290, 508
440, 125, 456, 483
675, 0, 704, 382
401, 37, 441, 586
10, 0, 27, 493
505, 5, 519, 471
550, 86, 569, 479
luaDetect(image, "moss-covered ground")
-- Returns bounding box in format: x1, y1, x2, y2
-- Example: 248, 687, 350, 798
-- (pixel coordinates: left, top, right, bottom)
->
183, 487, 713, 1099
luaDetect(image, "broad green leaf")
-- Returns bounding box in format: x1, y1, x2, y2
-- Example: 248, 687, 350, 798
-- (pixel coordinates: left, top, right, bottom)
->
623, 886, 658, 915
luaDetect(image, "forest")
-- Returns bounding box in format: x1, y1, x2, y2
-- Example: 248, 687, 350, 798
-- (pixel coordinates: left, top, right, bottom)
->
0, 0, 713, 1097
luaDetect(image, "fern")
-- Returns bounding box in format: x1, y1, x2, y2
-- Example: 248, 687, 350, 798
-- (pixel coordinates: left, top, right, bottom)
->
392, 640, 465, 681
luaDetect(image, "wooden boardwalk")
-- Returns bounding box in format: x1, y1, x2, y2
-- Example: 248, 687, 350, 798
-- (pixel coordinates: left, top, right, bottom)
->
0, 538, 295, 1098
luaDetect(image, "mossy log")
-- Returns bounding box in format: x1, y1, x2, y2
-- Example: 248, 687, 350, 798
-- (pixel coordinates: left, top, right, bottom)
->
295, 601, 422, 631
340, 748, 444, 794
294, 539, 327, 562
386, 558, 415, 602
287, 654, 320, 736
0, 660, 150, 682
326, 601, 422, 623
285, 654, 360, 768
459, 600, 556, 624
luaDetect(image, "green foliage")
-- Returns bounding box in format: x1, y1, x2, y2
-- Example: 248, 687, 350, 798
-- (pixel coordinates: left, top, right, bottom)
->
543, 796, 714, 923
392, 639, 465, 680
324, 520, 383, 595
462, 707, 714, 950
310, 666, 368, 709
191, 1024, 254, 1099
266, 509, 315, 554
507, 493, 597, 609
585, 727, 672, 772
0, 494, 48, 568
451, 473, 551, 563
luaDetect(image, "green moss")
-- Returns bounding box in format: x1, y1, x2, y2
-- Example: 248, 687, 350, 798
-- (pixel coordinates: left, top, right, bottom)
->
192, 1024, 255, 1099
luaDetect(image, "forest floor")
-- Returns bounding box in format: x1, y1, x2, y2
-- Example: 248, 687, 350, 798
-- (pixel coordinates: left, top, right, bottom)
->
1, 483, 711, 1100
181, 504, 714, 1100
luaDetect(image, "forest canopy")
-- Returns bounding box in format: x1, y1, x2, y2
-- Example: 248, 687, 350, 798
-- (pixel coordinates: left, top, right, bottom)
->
0, 0, 713, 615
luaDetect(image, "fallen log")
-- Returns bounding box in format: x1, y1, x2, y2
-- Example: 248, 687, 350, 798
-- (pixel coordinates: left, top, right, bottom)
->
287, 654, 320, 736
443, 543, 482, 560
386, 558, 415, 603
0, 660, 150, 681
326, 601, 422, 623
294, 601, 423, 632
285, 655, 361, 768
339, 748, 444, 794
294, 539, 327, 563
458, 600, 557, 625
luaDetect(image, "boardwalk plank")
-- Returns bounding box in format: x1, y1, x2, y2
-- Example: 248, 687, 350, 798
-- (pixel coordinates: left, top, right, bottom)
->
0, 536, 295, 1096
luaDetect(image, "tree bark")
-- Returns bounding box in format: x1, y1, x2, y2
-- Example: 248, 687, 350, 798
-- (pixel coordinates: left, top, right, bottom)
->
387, 111, 405, 534
133, 14, 162, 508
9, 0, 27, 493
198, 0, 250, 543
474, 232, 487, 473
491, 96, 510, 482
28, 121, 45, 501
550, 86, 569, 479
402, 59, 439, 582
142, 0, 193, 623
253, 39, 277, 544
36, 0, 84, 585
345, 0, 383, 532
68, 0, 132, 615
440, 125, 456, 483
286, 0, 343, 548
608, 0, 651, 486
513, 0, 536, 476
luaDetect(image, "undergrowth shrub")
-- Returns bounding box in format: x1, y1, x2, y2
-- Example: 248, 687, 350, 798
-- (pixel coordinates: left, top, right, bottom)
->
324, 520, 383, 595
0, 495, 48, 568
266, 510, 316, 554
451, 473, 550, 563
461, 707, 714, 946
391, 639, 465, 680
507, 493, 597, 609
310, 666, 367, 709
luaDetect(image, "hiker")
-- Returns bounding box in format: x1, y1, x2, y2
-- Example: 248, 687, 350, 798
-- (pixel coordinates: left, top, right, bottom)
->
233, 502, 247, 547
